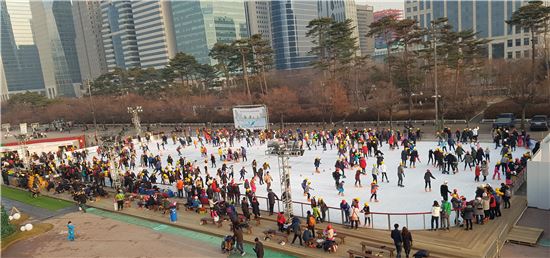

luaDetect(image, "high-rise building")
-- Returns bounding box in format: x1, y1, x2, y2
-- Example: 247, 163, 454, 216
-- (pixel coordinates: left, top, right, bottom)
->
356, 4, 375, 56
131, 0, 176, 69
271, 0, 318, 70
73, 0, 107, 83
404, 0, 531, 59
171, 0, 248, 65
31, 0, 82, 98
1, 0, 45, 98
245, 1, 272, 44
318, 0, 361, 56
101, 0, 140, 71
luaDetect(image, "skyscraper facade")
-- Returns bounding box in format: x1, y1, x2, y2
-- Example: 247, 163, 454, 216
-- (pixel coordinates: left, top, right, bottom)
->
405, 0, 531, 59
1, 0, 45, 97
101, 0, 140, 71
318, 0, 361, 56
356, 4, 375, 56
171, 0, 248, 65
131, 0, 176, 69
245, 1, 272, 44
271, 0, 318, 70
31, 0, 82, 98
73, 0, 107, 83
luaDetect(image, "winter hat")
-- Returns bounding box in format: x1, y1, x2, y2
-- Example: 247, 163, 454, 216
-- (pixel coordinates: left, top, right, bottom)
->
444, 181, 448, 184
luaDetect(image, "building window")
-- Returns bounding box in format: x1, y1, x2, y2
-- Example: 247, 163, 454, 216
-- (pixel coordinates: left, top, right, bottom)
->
524, 38, 529, 45
524, 27, 529, 33
407, 7, 411, 13
516, 38, 521, 46
507, 52, 513, 59
515, 26, 521, 34
507, 39, 513, 47
524, 50, 530, 58
516, 51, 521, 58
426, 0, 431, 9
413, 6, 417, 12
420, 1, 424, 10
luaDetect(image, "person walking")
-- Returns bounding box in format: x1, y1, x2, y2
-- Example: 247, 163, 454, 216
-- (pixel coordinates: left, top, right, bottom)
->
290, 215, 303, 246
115, 190, 125, 211
430, 201, 440, 231
306, 211, 316, 236
424, 170, 436, 192
67, 221, 75, 241
253, 237, 264, 258
391, 223, 403, 258
233, 225, 246, 256
402, 227, 413, 258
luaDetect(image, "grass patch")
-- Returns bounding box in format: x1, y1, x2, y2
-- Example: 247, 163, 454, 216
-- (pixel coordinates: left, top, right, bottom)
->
1, 223, 54, 251
1, 186, 73, 211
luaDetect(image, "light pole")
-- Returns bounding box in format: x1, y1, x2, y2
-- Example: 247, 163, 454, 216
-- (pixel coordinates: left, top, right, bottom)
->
127, 106, 143, 136
87, 80, 98, 134
431, 20, 441, 130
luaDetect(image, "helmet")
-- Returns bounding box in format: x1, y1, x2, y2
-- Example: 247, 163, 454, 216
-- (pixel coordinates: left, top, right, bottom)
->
364, 202, 369, 206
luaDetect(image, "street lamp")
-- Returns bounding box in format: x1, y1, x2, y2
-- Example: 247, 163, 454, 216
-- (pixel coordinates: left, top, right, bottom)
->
127, 106, 143, 136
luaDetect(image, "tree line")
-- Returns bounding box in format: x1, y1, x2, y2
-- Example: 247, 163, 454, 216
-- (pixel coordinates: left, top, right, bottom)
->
2, 1, 549, 127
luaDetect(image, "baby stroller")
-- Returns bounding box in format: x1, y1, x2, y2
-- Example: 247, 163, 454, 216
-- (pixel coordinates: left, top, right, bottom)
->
221, 235, 235, 254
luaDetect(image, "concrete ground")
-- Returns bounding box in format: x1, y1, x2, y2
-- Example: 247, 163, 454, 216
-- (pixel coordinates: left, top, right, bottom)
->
2, 211, 226, 258
501, 207, 550, 258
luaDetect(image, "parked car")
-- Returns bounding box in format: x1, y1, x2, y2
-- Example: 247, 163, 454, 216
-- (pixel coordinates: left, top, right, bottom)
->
492, 113, 516, 128
529, 115, 548, 131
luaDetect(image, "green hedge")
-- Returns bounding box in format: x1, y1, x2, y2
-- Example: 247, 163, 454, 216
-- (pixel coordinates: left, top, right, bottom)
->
1, 206, 15, 239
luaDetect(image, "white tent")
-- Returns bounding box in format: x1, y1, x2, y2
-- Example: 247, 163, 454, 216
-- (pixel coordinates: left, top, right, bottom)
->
527, 133, 550, 209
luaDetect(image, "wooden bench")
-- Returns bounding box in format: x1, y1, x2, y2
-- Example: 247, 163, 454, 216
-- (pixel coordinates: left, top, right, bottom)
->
347, 249, 377, 258
200, 217, 223, 227
360, 241, 395, 257
315, 231, 346, 244
263, 230, 289, 244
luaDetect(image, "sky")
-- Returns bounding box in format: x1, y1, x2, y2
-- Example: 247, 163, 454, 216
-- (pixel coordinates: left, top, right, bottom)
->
358, 0, 405, 12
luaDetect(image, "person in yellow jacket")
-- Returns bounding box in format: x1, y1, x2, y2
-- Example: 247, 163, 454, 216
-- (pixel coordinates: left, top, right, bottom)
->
115, 190, 125, 211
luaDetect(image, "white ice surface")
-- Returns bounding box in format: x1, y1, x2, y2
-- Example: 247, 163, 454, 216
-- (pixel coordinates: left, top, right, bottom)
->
89, 138, 526, 229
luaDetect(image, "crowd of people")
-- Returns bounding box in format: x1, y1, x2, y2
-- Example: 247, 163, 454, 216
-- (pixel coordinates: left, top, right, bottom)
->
1, 124, 536, 257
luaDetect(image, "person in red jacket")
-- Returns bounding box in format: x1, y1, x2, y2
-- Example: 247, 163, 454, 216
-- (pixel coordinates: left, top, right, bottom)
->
474, 165, 481, 182
276, 212, 287, 232
362, 145, 368, 158
359, 157, 367, 173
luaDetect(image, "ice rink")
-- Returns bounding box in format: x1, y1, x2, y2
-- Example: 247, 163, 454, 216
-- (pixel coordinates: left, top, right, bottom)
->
91, 138, 527, 229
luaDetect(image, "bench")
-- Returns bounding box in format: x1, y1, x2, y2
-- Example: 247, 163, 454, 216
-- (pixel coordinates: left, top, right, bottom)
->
360, 241, 395, 257
200, 217, 223, 227
347, 249, 377, 258
316, 231, 346, 244
263, 230, 289, 244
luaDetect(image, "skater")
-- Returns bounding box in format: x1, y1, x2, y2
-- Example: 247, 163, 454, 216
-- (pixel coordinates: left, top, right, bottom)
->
67, 221, 75, 241
361, 202, 371, 227
314, 157, 321, 173
391, 224, 403, 258
370, 180, 379, 202
359, 156, 367, 174
371, 164, 379, 182
491, 160, 500, 180
428, 149, 434, 165
337, 181, 345, 196
424, 170, 436, 192
430, 201, 440, 231
379, 161, 389, 183
464, 152, 474, 171
354, 170, 362, 187
440, 181, 451, 201
397, 162, 405, 187
332, 169, 342, 189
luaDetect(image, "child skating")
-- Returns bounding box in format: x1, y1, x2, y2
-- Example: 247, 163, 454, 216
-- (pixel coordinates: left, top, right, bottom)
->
369, 180, 379, 202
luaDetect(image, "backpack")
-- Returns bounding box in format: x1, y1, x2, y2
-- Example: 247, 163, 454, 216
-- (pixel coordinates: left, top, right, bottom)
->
505, 189, 511, 197
308, 216, 316, 226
